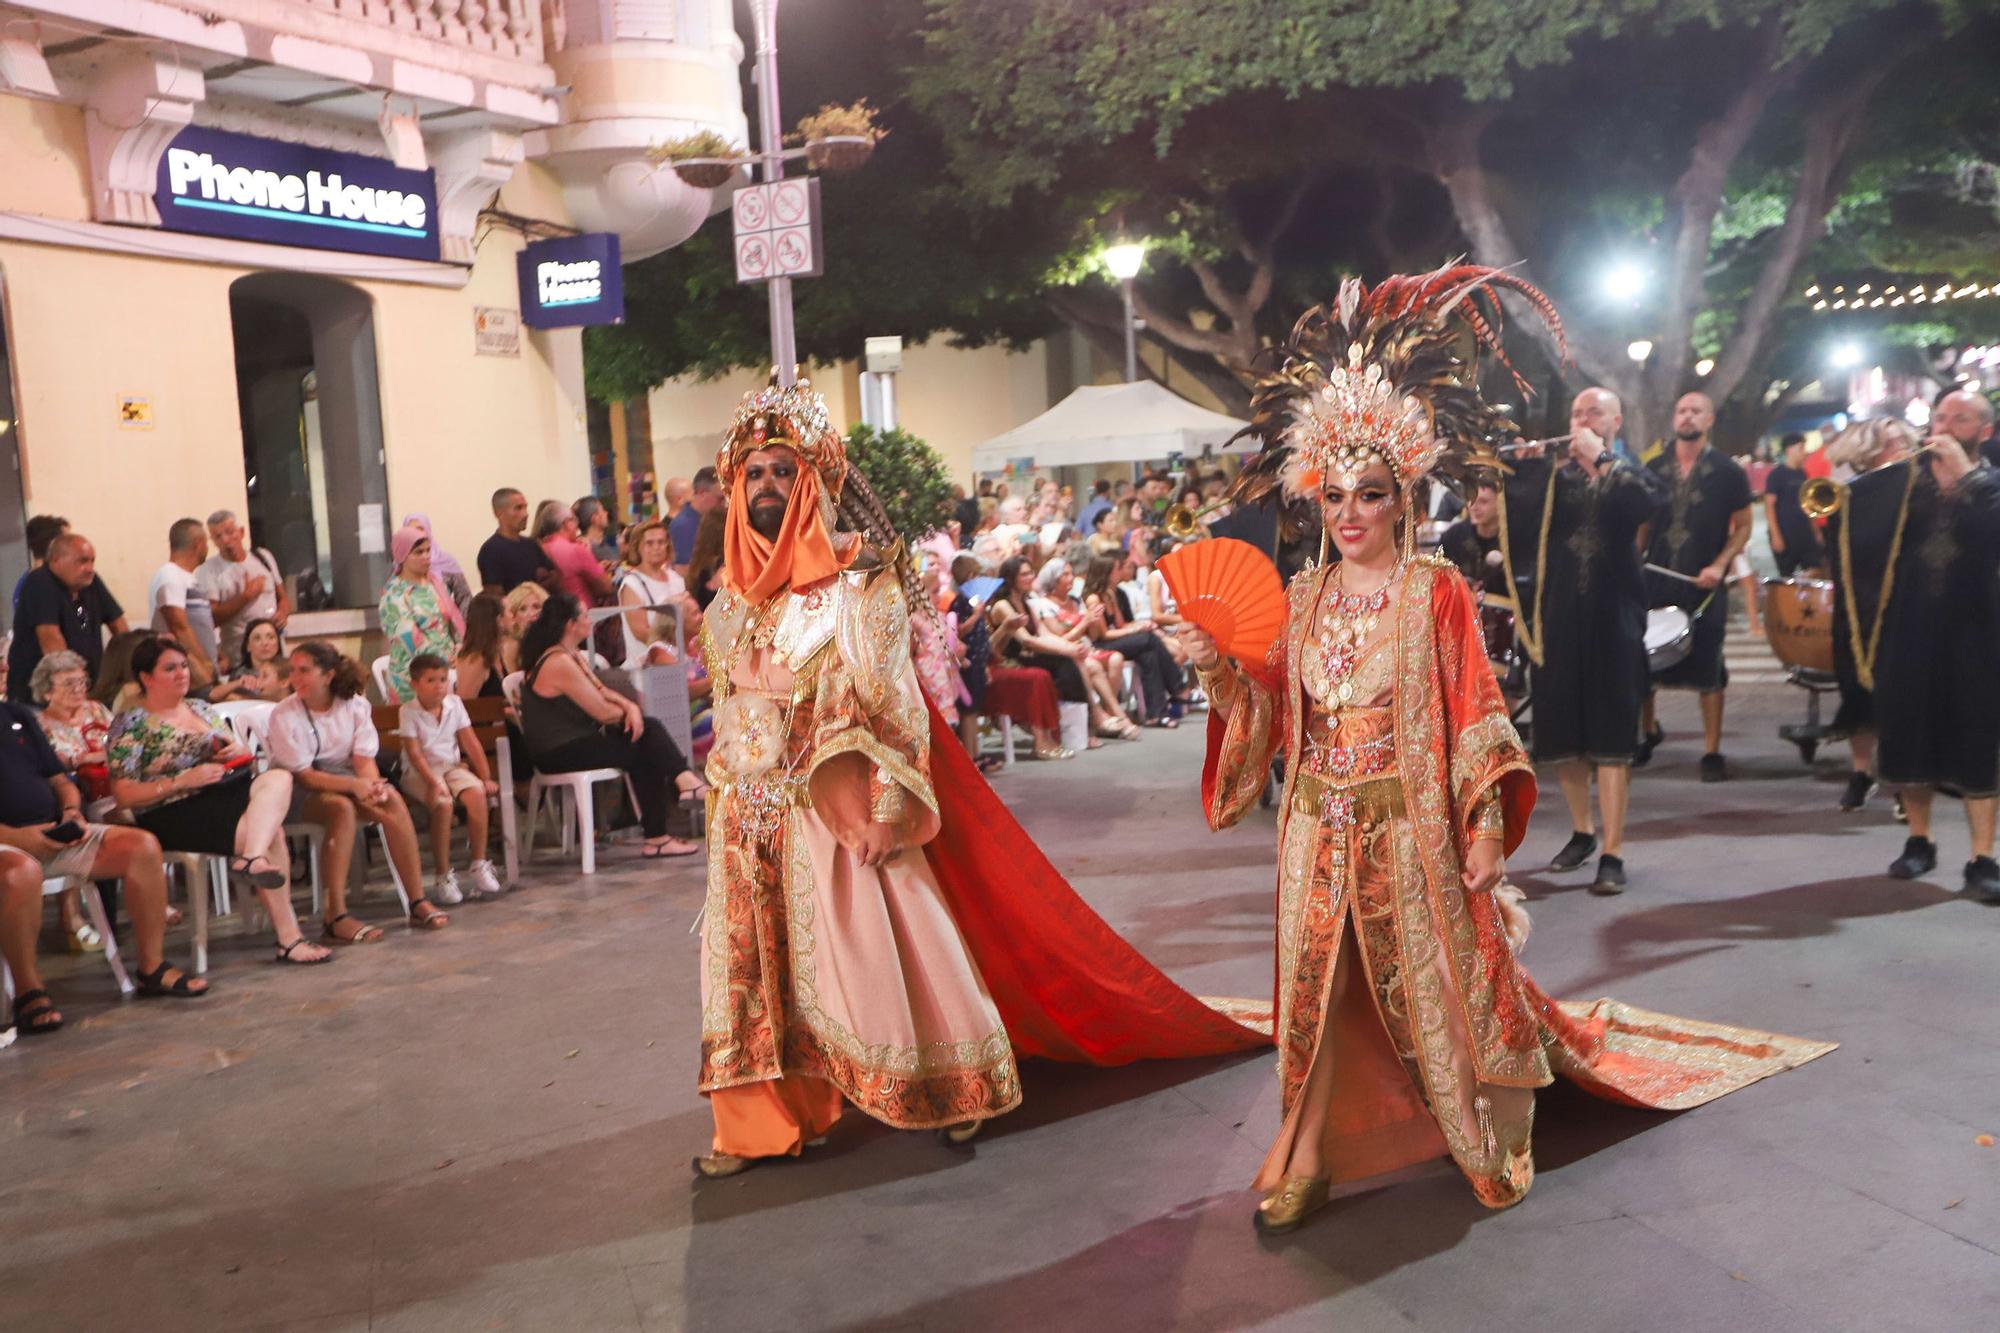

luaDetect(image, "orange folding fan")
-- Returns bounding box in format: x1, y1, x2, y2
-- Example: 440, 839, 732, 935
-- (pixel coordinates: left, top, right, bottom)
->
1156, 538, 1286, 672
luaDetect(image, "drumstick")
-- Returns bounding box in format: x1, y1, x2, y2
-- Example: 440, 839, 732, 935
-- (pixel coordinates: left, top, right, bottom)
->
1643, 563, 1706, 586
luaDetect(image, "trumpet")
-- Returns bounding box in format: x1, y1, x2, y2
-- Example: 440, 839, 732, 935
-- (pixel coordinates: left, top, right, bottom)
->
1492, 433, 1574, 456
1164, 501, 1224, 539
1798, 443, 1940, 520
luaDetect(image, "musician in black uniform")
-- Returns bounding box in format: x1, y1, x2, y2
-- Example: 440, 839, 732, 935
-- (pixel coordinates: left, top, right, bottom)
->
1439, 479, 1509, 597
1502, 387, 1668, 893
1642, 392, 1754, 782
1865, 390, 2000, 898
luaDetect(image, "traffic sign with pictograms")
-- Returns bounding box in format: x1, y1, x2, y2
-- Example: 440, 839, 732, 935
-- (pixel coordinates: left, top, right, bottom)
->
732, 178, 823, 284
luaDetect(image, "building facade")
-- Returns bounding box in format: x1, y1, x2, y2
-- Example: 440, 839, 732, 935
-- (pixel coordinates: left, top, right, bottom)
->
0, 0, 744, 633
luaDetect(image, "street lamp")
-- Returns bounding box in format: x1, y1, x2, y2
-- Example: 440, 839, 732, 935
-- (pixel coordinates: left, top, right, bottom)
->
1601, 260, 1648, 304
1104, 241, 1147, 383
1830, 341, 1865, 370
1626, 339, 1654, 363
749, 0, 797, 387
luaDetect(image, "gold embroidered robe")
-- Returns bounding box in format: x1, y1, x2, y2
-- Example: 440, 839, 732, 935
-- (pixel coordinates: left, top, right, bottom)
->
696, 565, 1021, 1129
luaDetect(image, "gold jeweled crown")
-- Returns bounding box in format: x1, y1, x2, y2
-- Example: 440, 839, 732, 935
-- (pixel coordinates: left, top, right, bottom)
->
718, 378, 846, 493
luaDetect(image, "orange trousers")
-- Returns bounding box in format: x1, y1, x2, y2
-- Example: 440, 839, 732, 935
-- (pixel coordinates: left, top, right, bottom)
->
710, 1075, 845, 1158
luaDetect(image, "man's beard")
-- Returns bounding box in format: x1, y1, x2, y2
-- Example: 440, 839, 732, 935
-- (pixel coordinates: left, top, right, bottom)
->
749, 497, 787, 539
1675, 425, 1705, 441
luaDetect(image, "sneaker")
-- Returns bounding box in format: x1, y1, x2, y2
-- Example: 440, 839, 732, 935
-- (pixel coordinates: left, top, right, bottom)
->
468, 859, 504, 899
1965, 856, 2000, 901
1548, 831, 1598, 872
432, 871, 464, 906
1699, 752, 1727, 783
1633, 726, 1665, 768
1887, 836, 1937, 880
1838, 772, 1877, 812
1588, 854, 1627, 895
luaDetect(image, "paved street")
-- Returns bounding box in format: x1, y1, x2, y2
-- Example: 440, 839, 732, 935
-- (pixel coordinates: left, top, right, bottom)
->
4, 667, 1999, 1332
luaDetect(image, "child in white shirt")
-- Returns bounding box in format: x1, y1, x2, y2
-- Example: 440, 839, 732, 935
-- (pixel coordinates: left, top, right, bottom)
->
398, 653, 503, 901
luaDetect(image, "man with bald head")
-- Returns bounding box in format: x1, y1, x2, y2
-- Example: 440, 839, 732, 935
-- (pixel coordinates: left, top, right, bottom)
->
1866, 388, 2000, 897
1501, 386, 1668, 893
7, 532, 128, 701
1643, 391, 1754, 782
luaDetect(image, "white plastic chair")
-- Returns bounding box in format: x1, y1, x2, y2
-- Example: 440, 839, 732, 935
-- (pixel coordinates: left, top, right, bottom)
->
505, 669, 640, 875
1, 880, 133, 1005
370, 655, 396, 704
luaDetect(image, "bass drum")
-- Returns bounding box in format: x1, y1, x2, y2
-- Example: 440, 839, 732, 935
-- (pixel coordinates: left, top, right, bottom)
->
1762, 577, 1835, 674
1644, 607, 1693, 674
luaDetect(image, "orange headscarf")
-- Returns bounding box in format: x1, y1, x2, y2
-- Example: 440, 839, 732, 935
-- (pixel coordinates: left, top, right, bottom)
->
723, 459, 857, 604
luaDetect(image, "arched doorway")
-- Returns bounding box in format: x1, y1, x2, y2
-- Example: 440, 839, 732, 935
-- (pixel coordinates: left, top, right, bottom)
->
228, 273, 390, 610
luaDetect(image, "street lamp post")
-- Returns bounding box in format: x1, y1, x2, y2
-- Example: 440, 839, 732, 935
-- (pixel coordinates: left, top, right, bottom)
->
1103, 242, 1147, 384
750, 0, 797, 389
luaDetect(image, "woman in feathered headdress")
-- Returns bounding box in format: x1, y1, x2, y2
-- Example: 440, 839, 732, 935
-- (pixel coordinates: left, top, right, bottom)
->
1184, 265, 1833, 1231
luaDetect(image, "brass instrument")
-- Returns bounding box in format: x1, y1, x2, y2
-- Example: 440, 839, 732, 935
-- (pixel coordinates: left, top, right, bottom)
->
1492, 433, 1575, 457
1163, 501, 1226, 539
1798, 443, 1938, 521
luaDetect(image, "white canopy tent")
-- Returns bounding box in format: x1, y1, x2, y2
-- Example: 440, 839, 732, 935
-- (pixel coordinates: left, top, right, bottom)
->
970, 381, 1249, 475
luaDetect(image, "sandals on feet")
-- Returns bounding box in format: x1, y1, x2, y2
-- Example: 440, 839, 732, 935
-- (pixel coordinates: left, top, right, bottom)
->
134, 961, 210, 999
10, 988, 63, 1036
643, 838, 701, 859
227, 855, 286, 891
322, 912, 385, 946
275, 937, 334, 966
407, 899, 450, 930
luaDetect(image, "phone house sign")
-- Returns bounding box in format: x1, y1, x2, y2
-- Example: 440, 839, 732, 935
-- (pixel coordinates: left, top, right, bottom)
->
517, 233, 624, 329
152, 126, 441, 261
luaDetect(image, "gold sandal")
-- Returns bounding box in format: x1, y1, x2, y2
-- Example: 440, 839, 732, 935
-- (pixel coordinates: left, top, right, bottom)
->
939, 1120, 983, 1146
1253, 1175, 1330, 1235
691, 1152, 754, 1179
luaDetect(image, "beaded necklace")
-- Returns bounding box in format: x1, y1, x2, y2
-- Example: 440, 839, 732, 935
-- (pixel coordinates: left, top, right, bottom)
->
1314, 563, 1396, 707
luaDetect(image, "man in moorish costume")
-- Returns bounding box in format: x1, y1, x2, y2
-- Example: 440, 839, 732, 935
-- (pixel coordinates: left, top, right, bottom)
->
1498, 386, 1668, 894
1190, 265, 1835, 1233
693, 380, 1269, 1179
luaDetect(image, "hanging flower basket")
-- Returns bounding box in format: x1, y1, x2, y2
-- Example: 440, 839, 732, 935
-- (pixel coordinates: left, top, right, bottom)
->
672, 159, 739, 190
807, 135, 876, 174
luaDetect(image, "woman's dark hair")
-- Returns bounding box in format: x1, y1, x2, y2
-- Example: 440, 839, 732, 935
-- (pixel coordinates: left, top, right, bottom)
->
519, 591, 583, 671
458, 591, 505, 670
686, 505, 728, 598
291, 640, 367, 700
1081, 554, 1120, 603
996, 556, 1030, 610
91, 629, 157, 707
238, 617, 285, 667
130, 635, 188, 686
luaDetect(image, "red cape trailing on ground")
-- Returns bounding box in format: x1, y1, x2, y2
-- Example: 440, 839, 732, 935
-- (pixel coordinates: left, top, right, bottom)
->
918, 697, 1273, 1064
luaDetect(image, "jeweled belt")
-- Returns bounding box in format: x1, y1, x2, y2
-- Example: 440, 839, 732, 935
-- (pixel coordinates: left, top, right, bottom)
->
719, 774, 810, 841
1291, 770, 1405, 826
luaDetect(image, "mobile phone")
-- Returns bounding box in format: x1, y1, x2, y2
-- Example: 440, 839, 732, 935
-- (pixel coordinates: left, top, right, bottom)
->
221, 752, 255, 772
47, 820, 85, 844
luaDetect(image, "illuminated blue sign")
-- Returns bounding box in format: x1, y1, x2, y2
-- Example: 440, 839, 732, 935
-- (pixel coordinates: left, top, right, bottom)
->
152, 126, 441, 262
518, 233, 625, 329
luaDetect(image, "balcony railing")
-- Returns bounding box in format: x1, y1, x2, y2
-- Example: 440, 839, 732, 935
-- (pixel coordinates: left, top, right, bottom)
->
298, 0, 545, 62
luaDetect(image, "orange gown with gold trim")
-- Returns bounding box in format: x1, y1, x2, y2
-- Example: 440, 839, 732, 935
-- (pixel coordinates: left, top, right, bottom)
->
1201, 556, 1835, 1207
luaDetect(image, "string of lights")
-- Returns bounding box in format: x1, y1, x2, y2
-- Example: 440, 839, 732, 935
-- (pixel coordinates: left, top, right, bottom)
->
1805, 282, 1997, 311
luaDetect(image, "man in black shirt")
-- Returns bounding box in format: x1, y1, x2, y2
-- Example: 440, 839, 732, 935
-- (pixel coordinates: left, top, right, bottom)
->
1439, 479, 1509, 598
7, 532, 128, 702
0, 699, 207, 1034
1643, 392, 1754, 782
476, 487, 558, 594
1762, 433, 1824, 576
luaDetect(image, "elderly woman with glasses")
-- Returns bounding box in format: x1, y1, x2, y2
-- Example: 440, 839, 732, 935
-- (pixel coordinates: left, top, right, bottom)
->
29, 650, 117, 951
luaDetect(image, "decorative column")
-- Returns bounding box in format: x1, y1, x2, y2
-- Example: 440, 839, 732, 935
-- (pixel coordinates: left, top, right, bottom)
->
83, 50, 206, 226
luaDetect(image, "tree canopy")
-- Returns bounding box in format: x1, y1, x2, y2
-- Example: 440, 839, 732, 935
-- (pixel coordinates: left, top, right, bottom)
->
592, 0, 2000, 449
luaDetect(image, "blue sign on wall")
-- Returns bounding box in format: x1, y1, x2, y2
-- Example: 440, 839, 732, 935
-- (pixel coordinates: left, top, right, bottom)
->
152, 125, 441, 262
518, 233, 625, 329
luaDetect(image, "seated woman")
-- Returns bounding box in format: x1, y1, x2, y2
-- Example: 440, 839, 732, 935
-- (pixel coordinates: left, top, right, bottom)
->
107, 638, 331, 965
379, 523, 463, 703
1081, 553, 1187, 727
985, 585, 1077, 762
1032, 556, 1140, 741
616, 518, 701, 666
30, 650, 119, 952
500, 582, 548, 677
214, 617, 289, 703
453, 592, 508, 702
517, 593, 704, 859
269, 642, 446, 940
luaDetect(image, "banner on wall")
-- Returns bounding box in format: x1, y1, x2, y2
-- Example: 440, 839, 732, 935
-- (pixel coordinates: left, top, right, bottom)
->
518, 233, 625, 329
152, 126, 441, 262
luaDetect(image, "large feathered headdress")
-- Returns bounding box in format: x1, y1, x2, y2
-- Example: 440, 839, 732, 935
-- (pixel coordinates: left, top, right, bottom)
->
1228, 263, 1566, 509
